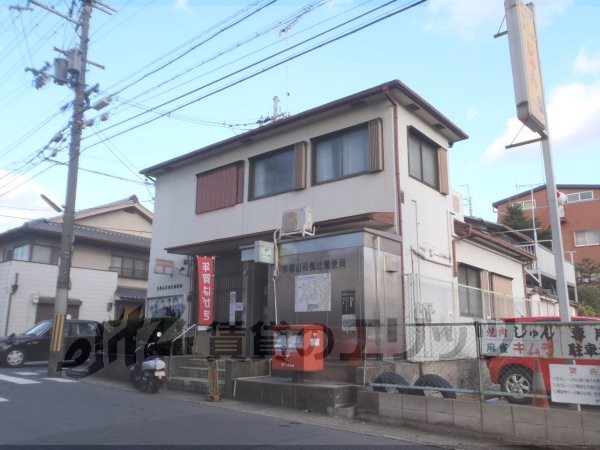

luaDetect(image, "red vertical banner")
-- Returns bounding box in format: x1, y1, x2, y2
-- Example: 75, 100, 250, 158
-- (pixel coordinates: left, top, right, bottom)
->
197, 256, 215, 326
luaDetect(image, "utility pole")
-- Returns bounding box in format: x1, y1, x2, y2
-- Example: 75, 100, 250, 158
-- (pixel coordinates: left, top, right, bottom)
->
46, 0, 93, 377
18, 0, 113, 376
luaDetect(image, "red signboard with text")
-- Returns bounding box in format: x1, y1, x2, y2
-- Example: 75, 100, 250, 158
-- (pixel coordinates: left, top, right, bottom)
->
197, 256, 215, 326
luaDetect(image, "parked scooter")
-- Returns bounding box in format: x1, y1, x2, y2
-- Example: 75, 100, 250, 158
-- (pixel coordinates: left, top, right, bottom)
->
129, 331, 167, 394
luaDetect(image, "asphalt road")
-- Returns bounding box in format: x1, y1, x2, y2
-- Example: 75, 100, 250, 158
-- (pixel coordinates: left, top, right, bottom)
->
0, 363, 441, 448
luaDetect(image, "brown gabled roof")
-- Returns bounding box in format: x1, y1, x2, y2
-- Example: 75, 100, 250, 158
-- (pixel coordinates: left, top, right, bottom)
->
141, 80, 468, 177
454, 219, 534, 263
0, 220, 150, 250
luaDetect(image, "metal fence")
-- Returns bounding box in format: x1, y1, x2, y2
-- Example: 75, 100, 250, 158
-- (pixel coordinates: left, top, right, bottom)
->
367, 320, 600, 408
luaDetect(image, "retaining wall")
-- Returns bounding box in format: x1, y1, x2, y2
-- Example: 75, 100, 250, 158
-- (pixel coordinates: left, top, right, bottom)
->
358, 391, 600, 446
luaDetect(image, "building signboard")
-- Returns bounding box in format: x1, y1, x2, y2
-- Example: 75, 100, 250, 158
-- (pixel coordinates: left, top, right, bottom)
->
481, 322, 600, 360
197, 256, 215, 326
505, 0, 546, 134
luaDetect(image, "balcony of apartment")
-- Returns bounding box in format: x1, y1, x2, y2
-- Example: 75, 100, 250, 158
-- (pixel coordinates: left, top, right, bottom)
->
515, 243, 577, 286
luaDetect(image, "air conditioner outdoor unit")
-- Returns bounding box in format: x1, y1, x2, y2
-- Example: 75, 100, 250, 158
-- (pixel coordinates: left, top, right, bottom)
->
281, 207, 314, 237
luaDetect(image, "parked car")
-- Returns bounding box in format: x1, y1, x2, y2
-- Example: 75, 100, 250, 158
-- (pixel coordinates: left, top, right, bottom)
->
0, 319, 103, 367
485, 315, 600, 404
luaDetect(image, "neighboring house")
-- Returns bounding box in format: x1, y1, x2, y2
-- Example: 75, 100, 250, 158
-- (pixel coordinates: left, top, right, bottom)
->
462, 217, 578, 317
141, 80, 536, 358
492, 184, 600, 267
0, 196, 152, 335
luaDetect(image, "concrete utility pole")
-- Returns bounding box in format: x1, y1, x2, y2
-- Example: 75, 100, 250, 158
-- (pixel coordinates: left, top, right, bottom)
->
47, 0, 93, 377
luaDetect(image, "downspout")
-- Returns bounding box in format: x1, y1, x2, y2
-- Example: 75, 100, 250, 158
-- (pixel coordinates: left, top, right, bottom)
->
383, 87, 405, 316
3, 273, 19, 335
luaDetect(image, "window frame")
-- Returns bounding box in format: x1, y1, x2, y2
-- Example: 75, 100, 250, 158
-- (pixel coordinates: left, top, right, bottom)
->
574, 229, 600, 247
311, 122, 372, 186
457, 263, 484, 318
249, 145, 296, 200
12, 244, 31, 261
110, 254, 149, 280
407, 127, 443, 192
566, 191, 594, 203
195, 161, 245, 214
513, 200, 536, 210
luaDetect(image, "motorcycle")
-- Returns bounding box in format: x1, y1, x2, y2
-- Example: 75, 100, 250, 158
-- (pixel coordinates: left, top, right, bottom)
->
129, 331, 167, 394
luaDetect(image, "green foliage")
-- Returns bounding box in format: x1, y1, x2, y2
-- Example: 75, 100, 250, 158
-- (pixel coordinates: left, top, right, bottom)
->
577, 285, 600, 317
101, 317, 185, 356
501, 203, 552, 248
576, 258, 600, 285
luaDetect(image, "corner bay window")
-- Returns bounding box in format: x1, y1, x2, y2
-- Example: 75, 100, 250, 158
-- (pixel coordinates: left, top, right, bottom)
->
110, 255, 149, 280
313, 119, 383, 184
250, 142, 306, 199
458, 264, 483, 318
408, 128, 449, 194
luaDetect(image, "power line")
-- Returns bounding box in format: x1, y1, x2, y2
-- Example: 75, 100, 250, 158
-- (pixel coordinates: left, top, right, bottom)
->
87, 0, 422, 147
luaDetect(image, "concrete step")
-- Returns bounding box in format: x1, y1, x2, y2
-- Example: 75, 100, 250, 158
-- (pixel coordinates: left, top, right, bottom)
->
327, 404, 357, 419
234, 376, 358, 414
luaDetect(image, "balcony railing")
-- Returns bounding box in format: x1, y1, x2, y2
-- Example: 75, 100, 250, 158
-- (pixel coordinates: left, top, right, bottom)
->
515, 243, 576, 285
109, 266, 148, 280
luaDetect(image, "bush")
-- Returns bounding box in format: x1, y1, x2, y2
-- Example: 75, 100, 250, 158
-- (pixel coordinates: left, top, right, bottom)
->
577, 285, 600, 317
101, 317, 186, 357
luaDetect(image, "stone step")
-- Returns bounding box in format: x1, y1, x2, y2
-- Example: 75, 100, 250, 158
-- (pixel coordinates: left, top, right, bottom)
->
327, 404, 357, 419
234, 376, 358, 414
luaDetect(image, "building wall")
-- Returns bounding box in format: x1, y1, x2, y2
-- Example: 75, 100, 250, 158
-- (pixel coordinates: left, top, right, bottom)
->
456, 240, 527, 299
75, 209, 152, 238
0, 260, 117, 334
495, 187, 600, 265
148, 98, 461, 324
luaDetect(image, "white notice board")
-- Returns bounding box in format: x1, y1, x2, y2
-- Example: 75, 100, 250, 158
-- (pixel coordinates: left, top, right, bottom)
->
295, 273, 331, 312
550, 364, 600, 406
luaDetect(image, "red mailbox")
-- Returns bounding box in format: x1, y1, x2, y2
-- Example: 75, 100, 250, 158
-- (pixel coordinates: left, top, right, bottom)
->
272, 324, 324, 372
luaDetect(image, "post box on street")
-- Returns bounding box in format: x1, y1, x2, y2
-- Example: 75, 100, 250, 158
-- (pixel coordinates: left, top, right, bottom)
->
273, 324, 324, 372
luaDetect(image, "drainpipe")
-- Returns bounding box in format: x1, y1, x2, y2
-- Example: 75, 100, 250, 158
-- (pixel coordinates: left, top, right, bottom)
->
3, 273, 19, 335
383, 87, 406, 321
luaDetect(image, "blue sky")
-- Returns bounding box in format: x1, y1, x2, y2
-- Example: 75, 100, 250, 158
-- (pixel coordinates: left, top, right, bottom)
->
0, 0, 598, 232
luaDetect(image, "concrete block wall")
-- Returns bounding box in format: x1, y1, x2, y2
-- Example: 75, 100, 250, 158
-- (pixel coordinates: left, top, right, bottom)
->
358, 391, 600, 446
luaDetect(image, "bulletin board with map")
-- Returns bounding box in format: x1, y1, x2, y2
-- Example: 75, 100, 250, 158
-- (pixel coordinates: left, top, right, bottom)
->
294, 273, 331, 312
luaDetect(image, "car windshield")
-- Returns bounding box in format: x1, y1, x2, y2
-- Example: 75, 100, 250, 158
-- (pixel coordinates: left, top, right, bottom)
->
24, 321, 52, 336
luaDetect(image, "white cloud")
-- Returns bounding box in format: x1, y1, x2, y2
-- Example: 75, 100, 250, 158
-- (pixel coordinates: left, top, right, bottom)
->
574, 49, 600, 76
466, 106, 479, 121
0, 170, 58, 233
173, 0, 190, 11
484, 80, 600, 162
425, 0, 572, 39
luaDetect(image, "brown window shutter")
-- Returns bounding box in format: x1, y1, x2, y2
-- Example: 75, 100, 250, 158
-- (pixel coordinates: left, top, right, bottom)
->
196, 162, 244, 214
368, 118, 383, 172
293, 141, 307, 190
438, 147, 449, 195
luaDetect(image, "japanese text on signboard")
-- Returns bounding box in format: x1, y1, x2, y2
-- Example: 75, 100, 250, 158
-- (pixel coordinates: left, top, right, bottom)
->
197, 256, 215, 326
481, 322, 600, 360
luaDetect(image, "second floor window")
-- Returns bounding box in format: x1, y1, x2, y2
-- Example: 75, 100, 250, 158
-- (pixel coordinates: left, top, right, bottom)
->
110, 255, 149, 279
575, 229, 600, 247
9, 244, 57, 264
313, 119, 383, 185
408, 128, 449, 194
196, 161, 244, 214
251, 147, 294, 199
567, 191, 593, 203
12, 244, 30, 261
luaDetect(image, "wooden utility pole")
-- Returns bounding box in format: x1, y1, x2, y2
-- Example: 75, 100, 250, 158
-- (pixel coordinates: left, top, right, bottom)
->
47, 0, 93, 377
